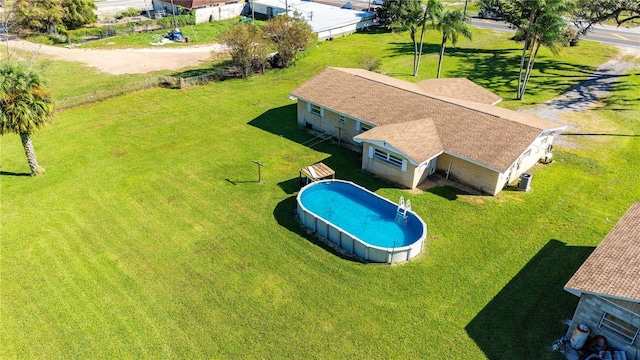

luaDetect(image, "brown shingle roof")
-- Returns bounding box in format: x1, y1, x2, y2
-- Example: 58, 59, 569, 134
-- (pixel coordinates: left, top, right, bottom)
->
564, 202, 640, 302
417, 78, 503, 105
290, 67, 565, 172
166, 0, 227, 9
354, 119, 443, 163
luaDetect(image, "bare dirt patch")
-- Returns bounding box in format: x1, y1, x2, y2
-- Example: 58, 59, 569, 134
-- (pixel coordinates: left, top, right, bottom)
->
5, 39, 227, 75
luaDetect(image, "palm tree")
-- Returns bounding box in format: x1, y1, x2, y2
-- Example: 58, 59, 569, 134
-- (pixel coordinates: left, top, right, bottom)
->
435, 10, 472, 79
0, 62, 55, 175
415, 0, 444, 76
516, 0, 569, 99
377, 0, 424, 76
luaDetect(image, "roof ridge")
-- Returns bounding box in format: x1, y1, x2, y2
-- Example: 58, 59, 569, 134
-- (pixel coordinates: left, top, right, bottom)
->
330, 68, 559, 131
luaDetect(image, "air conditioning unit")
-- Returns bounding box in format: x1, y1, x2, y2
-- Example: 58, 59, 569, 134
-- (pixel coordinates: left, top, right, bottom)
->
518, 173, 532, 191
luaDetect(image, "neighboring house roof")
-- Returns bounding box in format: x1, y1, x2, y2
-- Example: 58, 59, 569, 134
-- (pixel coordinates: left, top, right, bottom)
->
290, 67, 565, 172
417, 78, 503, 105
565, 202, 640, 303
160, 0, 228, 9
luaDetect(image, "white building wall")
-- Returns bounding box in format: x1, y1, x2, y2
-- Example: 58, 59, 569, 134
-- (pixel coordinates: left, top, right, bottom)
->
194, 3, 244, 23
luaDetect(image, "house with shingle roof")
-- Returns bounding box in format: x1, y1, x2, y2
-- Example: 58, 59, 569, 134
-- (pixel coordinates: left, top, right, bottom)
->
151, 0, 244, 23
564, 202, 640, 357
289, 67, 566, 195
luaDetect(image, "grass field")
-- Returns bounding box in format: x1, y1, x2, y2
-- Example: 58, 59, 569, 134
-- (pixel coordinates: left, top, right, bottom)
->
1, 26, 638, 359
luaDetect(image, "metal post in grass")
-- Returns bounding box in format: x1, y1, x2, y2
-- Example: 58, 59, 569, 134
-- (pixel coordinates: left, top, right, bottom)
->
253, 160, 265, 183
251, 0, 255, 25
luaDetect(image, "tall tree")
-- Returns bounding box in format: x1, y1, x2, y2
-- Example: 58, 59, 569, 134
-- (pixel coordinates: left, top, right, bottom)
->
220, 22, 271, 78
377, 0, 424, 76
516, 0, 568, 99
0, 62, 55, 175
573, 0, 640, 34
478, 0, 571, 99
416, 0, 444, 76
61, 0, 97, 30
14, 0, 96, 34
14, 0, 63, 34
435, 10, 472, 78
263, 14, 315, 68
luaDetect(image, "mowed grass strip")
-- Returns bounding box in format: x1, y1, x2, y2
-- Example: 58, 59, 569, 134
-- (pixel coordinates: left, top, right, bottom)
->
1, 28, 638, 359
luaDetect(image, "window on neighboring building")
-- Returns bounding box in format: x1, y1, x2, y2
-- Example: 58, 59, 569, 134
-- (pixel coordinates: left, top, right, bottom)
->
310, 104, 322, 116
598, 311, 640, 345
373, 148, 403, 168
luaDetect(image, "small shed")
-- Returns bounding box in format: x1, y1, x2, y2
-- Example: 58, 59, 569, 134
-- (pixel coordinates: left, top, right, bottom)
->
299, 162, 335, 186
564, 202, 640, 358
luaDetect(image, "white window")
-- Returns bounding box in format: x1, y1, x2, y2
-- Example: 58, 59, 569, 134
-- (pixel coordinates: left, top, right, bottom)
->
598, 311, 640, 345
310, 104, 322, 116
373, 148, 403, 168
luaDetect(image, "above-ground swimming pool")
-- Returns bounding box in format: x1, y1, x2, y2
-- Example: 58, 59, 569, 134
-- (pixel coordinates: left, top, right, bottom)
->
296, 180, 427, 263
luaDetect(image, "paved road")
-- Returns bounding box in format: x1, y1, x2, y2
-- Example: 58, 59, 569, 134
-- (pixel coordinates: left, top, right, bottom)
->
471, 17, 639, 49
314, 0, 638, 49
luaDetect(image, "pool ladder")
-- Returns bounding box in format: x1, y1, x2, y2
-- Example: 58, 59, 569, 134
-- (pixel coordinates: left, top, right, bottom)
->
395, 196, 411, 226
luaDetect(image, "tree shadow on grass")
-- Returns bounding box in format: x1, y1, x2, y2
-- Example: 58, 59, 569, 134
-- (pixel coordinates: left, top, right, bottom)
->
386, 39, 600, 100
273, 196, 366, 263
466, 239, 594, 359
445, 49, 599, 100
169, 59, 235, 78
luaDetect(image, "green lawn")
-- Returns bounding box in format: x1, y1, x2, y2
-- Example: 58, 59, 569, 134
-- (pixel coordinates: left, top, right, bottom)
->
75, 19, 239, 49
1, 27, 638, 359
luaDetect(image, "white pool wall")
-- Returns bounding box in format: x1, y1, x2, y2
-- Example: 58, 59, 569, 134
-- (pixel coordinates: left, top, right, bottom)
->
296, 180, 427, 264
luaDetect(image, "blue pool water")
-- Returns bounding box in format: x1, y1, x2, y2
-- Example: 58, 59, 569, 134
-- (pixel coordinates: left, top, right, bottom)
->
298, 181, 423, 248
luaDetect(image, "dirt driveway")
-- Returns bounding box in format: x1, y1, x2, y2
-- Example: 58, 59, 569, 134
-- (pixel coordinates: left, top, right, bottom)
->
6, 39, 227, 75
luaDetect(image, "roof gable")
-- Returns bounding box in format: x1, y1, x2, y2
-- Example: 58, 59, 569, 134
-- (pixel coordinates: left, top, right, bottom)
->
564, 202, 640, 302
354, 119, 443, 164
290, 67, 565, 172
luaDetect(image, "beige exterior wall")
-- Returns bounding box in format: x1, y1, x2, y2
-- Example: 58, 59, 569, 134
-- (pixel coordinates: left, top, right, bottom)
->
436, 153, 502, 195
296, 100, 365, 145
294, 99, 558, 195
567, 293, 639, 358
361, 143, 420, 189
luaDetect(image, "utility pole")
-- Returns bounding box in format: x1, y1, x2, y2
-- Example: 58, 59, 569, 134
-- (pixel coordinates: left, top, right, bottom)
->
170, 0, 177, 29
251, 0, 255, 25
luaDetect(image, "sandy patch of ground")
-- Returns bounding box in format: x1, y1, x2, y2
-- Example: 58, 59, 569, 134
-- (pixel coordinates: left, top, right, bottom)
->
5, 39, 227, 75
